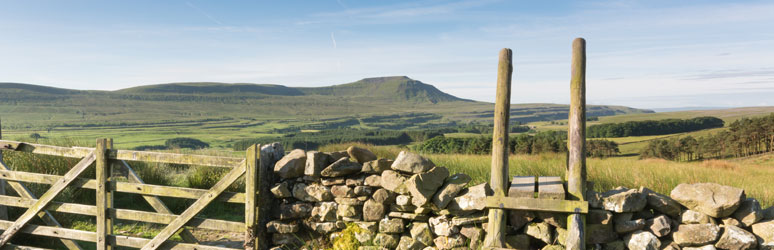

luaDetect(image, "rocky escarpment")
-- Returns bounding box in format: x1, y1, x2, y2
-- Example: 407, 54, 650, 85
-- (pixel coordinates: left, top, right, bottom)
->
266, 146, 774, 250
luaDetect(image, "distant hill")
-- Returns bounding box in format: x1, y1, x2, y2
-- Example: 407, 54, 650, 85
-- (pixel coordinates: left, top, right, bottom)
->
296, 76, 469, 103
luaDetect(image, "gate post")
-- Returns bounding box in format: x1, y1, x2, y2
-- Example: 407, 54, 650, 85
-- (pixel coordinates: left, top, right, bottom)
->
483, 48, 513, 248
0, 118, 6, 220
244, 144, 260, 250
566, 38, 588, 250
96, 138, 114, 250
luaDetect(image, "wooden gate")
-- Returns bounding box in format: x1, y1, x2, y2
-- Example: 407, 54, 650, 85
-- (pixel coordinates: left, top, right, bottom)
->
0, 138, 282, 250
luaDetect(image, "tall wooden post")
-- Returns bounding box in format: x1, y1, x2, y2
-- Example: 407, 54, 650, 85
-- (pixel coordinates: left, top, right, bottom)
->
0, 118, 6, 220
484, 48, 513, 248
566, 38, 587, 250
244, 144, 260, 250
96, 138, 114, 250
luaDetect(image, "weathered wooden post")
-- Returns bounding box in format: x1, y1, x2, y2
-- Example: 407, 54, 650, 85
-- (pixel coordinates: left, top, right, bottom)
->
244, 144, 260, 250
96, 138, 114, 250
566, 38, 587, 250
0, 118, 6, 220
483, 48, 513, 248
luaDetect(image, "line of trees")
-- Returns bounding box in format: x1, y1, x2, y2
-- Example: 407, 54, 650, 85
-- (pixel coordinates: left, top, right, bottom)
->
588, 116, 724, 138
641, 113, 774, 161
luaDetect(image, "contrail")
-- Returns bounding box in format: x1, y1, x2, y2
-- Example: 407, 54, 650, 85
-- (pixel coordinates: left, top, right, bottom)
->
186, 1, 223, 25
330, 32, 337, 49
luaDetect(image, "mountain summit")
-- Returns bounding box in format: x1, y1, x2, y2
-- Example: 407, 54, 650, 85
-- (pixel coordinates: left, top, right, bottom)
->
297, 76, 469, 103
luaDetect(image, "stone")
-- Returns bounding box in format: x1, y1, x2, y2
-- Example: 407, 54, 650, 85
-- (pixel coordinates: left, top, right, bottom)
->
714, 225, 756, 250
331, 185, 355, 198
751, 220, 774, 250
346, 175, 367, 186
354, 186, 373, 196
447, 183, 491, 211
633, 209, 655, 221
670, 183, 745, 218
337, 204, 362, 218
684, 246, 717, 250
373, 233, 400, 248
335, 197, 366, 205
363, 199, 386, 222
379, 218, 404, 233
433, 234, 465, 249
682, 210, 716, 224
646, 215, 671, 237
588, 224, 618, 244
347, 146, 377, 163
293, 183, 333, 202
321, 177, 346, 186
270, 182, 292, 198
588, 189, 604, 209
309, 222, 339, 234
508, 210, 536, 231
538, 212, 568, 229
525, 222, 553, 244
624, 230, 661, 250
304, 151, 331, 177
381, 170, 409, 194
603, 241, 626, 250
673, 224, 721, 247
722, 217, 742, 227
364, 175, 382, 187
451, 213, 487, 226
272, 233, 302, 245
327, 150, 349, 161
460, 226, 484, 249
321, 157, 362, 177
396, 195, 412, 206
661, 240, 681, 250
389, 212, 429, 221
266, 220, 299, 233
589, 209, 614, 225
273, 149, 306, 179
732, 198, 763, 228
505, 234, 530, 250
397, 236, 425, 250
354, 231, 374, 244
616, 218, 646, 234
602, 187, 647, 213
356, 221, 378, 231
410, 222, 434, 246
431, 173, 472, 209
372, 188, 393, 203
390, 204, 417, 212
407, 167, 450, 207
278, 202, 313, 220
362, 158, 393, 174
764, 206, 774, 220
429, 215, 459, 236
640, 187, 682, 218
391, 151, 435, 174
311, 201, 338, 222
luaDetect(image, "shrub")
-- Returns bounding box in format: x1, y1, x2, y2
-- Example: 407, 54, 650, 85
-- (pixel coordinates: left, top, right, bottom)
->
165, 137, 209, 149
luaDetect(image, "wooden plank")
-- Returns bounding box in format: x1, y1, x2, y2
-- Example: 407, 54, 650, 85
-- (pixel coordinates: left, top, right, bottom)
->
537, 176, 565, 200
0, 120, 7, 221
96, 139, 113, 250
2, 243, 54, 250
0, 162, 83, 250
484, 48, 513, 248
119, 161, 199, 243
566, 37, 588, 250
0, 195, 244, 232
508, 176, 535, 198
142, 161, 246, 250
0, 220, 238, 250
0, 170, 245, 203
244, 144, 259, 250
484, 197, 588, 214
112, 150, 241, 168
0, 152, 95, 246
0, 140, 93, 159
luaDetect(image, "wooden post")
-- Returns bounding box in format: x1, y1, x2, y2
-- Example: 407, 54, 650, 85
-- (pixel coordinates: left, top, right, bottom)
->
96, 138, 114, 250
0, 118, 6, 221
566, 38, 587, 250
484, 48, 513, 248
244, 144, 260, 250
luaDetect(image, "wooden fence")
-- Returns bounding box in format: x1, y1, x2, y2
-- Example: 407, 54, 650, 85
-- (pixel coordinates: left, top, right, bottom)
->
0, 138, 282, 250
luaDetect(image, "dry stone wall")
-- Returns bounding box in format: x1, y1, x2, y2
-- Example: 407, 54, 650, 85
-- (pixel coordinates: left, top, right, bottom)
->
265, 146, 774, 250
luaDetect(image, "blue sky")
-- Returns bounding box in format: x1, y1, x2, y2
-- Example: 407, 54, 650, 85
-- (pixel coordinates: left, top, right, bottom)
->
1, 0, 773, 109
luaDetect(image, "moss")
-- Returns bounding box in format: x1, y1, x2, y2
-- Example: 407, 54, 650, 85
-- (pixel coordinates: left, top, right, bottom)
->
329, 223, 368, 250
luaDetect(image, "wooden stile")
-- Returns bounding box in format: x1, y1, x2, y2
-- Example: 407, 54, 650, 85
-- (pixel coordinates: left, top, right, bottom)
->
96, 138, 113, 250
566, 37, 588, 250
483, 48, 513, 248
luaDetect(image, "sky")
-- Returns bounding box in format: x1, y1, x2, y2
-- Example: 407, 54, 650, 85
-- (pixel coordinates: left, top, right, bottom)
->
1, 0, 773, 109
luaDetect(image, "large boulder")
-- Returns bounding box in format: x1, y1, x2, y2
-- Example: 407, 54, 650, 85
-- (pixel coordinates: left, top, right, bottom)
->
624, 230, 661, 250
640, 187, 682, 218
381, 170, 409, 194
304, 151, 331, 177
273, 149, 306, 179
601, 187, 647, 213
362, 159, 393, 174
406, 167, 450, 207
320, 157, 362, 177
732, 198, 763, 228
751, 220, 774, 250
447, 183, 492, 211
431, 173, 471, 209
714, 225, 757, 250
391, 151, 435, 174
670, 183, 745, 218
673, 224, 721, 247
347, 146, 377, 163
